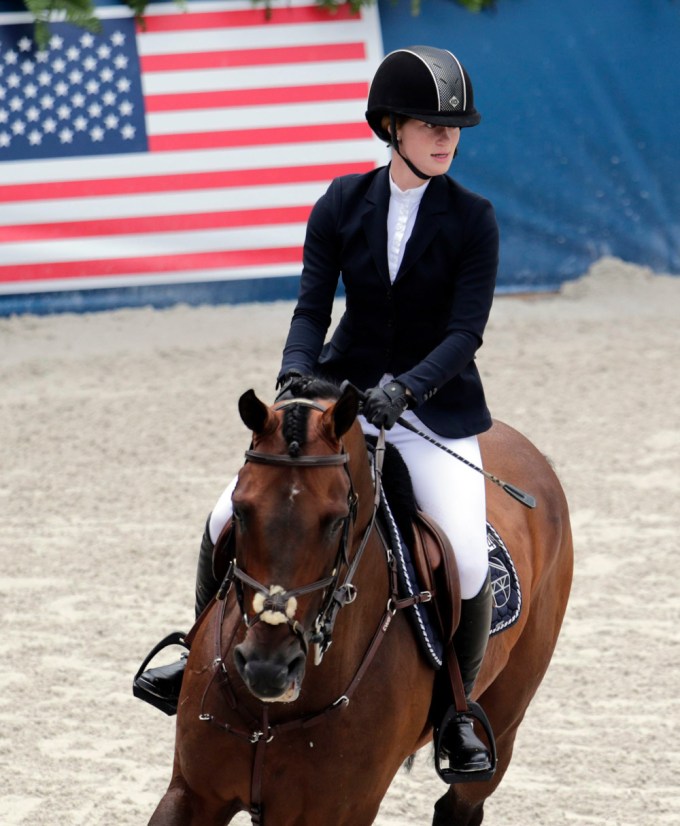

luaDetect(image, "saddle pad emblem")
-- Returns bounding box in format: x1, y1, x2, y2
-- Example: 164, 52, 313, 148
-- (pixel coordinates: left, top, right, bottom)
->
487, 524, 522, 636
490, 555, 511, 607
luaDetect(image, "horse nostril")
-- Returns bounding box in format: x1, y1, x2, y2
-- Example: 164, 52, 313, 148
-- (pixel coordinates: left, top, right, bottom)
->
287, 653, 306, 679
233, 646, 247, 676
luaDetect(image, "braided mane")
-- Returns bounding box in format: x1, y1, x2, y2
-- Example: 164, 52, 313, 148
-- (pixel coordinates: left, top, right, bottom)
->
280, 376, 342, 457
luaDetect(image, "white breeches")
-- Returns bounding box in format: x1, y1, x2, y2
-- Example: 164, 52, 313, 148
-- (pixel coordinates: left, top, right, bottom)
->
209, 409, 488, 601
210, 476, 238, 546
360, 410, 488, 600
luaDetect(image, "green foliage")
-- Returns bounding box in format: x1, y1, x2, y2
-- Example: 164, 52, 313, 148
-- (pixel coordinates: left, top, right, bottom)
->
302, 0, 367, 13
123, 0, 150, 19
19, 0, 498, 49
24, 0, 101, 49
254, 0, 497, 16
456, 0, 496, 11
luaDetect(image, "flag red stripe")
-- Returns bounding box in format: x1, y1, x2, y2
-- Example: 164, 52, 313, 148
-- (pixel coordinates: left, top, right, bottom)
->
145, 82, 369, 112
0, 205, 313, 243
140, 43, 366, 73
0, 161, 374, 204
149, 121, 371, 152
137, 5, 360, 34
0, 247, 304, 283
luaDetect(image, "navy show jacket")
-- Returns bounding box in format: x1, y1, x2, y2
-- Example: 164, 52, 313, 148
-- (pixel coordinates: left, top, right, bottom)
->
280, 164, 499, 438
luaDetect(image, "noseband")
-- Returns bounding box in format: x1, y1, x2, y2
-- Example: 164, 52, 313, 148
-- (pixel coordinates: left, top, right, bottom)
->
223, 398, 378, 662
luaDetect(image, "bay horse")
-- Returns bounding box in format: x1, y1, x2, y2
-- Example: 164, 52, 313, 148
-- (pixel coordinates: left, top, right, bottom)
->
148, 379, 573, 826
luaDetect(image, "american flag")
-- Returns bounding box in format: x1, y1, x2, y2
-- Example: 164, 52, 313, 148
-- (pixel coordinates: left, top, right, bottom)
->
0, 0, 386, 295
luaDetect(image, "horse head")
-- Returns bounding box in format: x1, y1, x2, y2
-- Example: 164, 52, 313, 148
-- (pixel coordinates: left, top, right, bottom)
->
231, 379, 364, 703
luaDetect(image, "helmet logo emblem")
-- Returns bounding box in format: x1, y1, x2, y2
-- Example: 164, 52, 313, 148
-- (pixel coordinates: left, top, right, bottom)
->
449, 95, 460, 109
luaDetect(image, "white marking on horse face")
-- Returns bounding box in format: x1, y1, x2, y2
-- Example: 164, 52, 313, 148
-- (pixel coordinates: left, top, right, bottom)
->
252, 584, 298, 625
288, 483, 301, 504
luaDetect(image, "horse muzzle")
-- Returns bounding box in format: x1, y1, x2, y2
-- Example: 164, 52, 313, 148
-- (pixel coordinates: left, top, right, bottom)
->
229, 578, 324, 701
234, 629, 307, 703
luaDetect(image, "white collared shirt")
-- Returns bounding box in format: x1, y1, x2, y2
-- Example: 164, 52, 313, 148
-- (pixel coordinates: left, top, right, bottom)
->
386, 174, 430, 283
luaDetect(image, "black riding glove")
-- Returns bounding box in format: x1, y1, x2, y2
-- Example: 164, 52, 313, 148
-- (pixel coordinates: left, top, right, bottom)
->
362, 381, 412, 430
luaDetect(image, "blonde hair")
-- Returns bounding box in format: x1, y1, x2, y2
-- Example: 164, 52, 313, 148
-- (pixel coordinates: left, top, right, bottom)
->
381, 113, 408, 139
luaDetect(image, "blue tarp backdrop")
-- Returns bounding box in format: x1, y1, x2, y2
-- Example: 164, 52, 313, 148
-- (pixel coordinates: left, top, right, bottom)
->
379, 0, 680, 290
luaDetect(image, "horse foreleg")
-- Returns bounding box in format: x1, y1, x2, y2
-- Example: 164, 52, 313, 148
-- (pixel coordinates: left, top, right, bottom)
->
148, 779, 193, 826
432, 788, 484, 826
431, 684, 531, 826
148, 775, 241, 826
432, 715, 525, 825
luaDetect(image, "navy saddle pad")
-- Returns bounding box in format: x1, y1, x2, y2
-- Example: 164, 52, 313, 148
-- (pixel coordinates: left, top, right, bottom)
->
381, 495, 522, 669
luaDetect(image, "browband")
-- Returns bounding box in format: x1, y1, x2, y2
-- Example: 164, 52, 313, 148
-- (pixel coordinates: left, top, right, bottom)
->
244, 450, 350, 468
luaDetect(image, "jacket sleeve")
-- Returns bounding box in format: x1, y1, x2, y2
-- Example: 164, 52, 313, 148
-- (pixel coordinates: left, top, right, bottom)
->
395, 198, 499, 405
278, 182, 342, 379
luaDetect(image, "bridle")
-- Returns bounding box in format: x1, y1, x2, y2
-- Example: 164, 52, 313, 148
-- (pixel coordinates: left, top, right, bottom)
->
223, 397, 380, 663
195, 397, 430, 825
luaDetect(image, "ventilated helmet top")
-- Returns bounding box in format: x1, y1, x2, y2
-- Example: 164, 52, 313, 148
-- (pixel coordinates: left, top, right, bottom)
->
366, 45, 481, 142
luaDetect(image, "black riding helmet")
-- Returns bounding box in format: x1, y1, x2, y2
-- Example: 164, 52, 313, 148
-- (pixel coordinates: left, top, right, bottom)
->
366, 45, 480, 179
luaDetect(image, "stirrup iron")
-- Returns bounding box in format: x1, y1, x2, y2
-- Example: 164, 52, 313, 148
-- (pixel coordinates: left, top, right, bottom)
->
132, 631, 189, 716
434, 700, 497, 784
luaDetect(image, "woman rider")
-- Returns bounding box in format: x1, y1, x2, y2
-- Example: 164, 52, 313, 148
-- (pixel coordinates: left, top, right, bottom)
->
135, 45, 498, 782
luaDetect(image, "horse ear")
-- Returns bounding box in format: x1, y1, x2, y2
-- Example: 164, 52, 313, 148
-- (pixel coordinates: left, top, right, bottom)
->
238, 389, 276, 435
324, 383, 359, 440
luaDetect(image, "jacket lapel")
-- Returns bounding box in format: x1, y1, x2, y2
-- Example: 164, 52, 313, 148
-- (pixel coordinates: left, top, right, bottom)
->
361, 166, 391, 286
395, 175, 449, 283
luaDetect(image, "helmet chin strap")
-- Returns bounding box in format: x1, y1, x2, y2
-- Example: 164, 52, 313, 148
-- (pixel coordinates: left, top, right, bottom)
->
390, 113, 431, 181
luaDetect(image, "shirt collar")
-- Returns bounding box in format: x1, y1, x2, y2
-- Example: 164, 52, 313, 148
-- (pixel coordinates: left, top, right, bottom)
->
389, 172, 430, 205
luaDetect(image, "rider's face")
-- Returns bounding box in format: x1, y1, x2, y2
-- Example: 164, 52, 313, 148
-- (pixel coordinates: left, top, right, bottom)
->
392, 119, 461, 188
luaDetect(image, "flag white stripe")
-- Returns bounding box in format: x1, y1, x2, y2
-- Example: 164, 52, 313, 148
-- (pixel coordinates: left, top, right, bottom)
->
3, 224, 305, 265
147, 100, 364, 135
137, 20, 368, 56
141, 61, 372, 96
1, 138, 386, 185
0, 183, 324, 225
0, 262, 302, 295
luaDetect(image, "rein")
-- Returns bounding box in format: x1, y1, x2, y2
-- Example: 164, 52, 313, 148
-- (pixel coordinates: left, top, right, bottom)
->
196, 401, 428, 825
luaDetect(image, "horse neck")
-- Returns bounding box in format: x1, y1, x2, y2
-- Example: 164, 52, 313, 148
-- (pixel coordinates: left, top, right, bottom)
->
327, 421, 390, 638
343, 421, 379, 529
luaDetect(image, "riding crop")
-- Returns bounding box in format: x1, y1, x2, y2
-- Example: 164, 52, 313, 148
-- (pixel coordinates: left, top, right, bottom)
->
342, 381, 537, 510
392, 415, 536, 509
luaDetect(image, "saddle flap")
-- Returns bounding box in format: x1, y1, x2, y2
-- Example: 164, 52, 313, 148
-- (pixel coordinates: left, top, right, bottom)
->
411, 511, 460, 646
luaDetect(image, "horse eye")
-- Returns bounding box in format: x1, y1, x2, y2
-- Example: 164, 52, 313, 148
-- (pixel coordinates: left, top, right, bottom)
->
330, 516, 347, 535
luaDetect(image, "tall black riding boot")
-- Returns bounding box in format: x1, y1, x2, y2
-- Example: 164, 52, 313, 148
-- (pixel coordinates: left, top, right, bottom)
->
132, 517, 220, 715
434, 573, 495, 781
